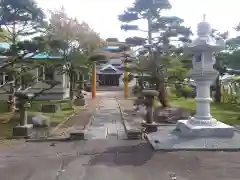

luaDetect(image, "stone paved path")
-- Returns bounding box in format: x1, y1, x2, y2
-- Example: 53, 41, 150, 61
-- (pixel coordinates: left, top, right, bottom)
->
85, 98, 126, 140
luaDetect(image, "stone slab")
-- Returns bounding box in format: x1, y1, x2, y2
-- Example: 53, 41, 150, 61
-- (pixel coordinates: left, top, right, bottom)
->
176, 120, 235, 137
69, 128, 86, 140
13, 124, 33, 137
146, 126, 240, 151
85, 127, 108, 140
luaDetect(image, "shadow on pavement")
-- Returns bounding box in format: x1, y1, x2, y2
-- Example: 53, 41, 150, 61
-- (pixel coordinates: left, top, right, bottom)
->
89, 142, 154, 166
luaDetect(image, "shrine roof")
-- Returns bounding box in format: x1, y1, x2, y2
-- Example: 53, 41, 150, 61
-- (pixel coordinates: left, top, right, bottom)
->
0, 42, 63, 60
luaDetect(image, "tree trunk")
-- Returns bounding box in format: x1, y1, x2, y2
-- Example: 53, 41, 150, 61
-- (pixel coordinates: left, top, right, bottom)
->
214, 75, 221, 103
8, 76, 17, 112
9, 31, 17, 112
157, 83, 169, 108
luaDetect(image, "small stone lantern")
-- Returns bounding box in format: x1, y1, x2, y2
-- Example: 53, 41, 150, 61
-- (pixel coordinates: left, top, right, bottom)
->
74, 80, 86, 106
141, 89, 159, 132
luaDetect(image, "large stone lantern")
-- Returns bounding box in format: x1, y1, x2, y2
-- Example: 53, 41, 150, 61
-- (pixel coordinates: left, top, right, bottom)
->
176, 17, 234, 137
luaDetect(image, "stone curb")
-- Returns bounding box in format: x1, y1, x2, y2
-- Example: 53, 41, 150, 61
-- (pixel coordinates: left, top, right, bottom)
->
26, 137, 70, 142
116, 99, 142, 140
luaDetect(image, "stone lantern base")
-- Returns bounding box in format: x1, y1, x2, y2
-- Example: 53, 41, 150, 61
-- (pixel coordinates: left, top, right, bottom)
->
176, 119, 234, 137
73, 98, 86, 106
13, 124, 33, 138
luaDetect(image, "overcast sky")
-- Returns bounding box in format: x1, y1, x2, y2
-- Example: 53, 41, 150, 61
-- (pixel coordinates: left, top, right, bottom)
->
37, 0, 240, 41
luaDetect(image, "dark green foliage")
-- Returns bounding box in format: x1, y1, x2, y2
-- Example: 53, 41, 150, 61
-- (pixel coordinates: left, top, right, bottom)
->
0, 0, 45, 37
125, 37, 146, 46
174, 85, 195, 99
106, 38, 119, 42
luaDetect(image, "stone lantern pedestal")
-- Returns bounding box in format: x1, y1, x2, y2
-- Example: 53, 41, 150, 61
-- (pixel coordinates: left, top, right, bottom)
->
176, 68, 234, 137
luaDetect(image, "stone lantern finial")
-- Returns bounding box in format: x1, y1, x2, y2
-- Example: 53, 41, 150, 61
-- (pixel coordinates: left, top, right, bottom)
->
203, 14, 206, 21
197, 14, 212, 36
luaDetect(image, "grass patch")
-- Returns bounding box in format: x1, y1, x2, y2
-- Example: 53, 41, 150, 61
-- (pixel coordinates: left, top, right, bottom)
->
171, 97, 240, 125
0, 100, 74, 138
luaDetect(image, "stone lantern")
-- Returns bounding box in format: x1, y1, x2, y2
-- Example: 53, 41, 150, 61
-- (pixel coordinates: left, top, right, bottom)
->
176, 16, 234, 137
141, 89, 159, 132
74, 80, 86, 106
13, 92, 34, 137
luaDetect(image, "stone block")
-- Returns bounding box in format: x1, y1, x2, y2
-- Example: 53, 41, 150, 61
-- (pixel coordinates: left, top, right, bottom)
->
144, 123, 158, 133
176, 120, 235, 137
69, 128, 86, 140
73, 99, 86, 106
127, 129, 142, 139
41, 104, 60, 113
13, 124, 33, 137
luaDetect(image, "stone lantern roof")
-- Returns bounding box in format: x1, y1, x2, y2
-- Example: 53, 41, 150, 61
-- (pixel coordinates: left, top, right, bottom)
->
185, 15, 225, 53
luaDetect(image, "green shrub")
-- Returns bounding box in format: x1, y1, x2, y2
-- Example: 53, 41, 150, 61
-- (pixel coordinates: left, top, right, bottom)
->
172, 85, 195, 98
181, 86, 195, 98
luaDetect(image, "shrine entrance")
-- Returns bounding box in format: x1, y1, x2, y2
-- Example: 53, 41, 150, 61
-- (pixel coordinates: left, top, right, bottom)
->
97, 64, 122, 86
98, 74, 120, 86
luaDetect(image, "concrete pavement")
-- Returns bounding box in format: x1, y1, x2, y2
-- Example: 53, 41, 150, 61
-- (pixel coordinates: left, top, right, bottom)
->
1, 139, 240, 180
